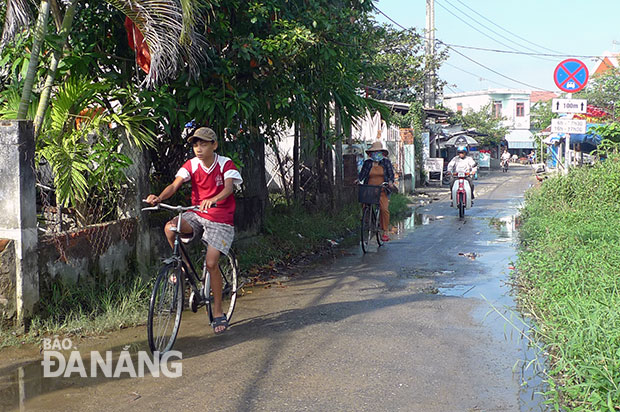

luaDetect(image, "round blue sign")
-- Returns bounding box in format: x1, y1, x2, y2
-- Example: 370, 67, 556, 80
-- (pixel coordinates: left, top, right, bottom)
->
554, 59, 589, 93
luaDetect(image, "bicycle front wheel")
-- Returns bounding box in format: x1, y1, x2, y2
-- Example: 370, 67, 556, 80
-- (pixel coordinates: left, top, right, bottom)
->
147, 263, 184, 354
375, 206, 384, 247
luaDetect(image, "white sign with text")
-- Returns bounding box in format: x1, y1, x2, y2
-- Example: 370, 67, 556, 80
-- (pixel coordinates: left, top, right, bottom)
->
551, 119, 586, 134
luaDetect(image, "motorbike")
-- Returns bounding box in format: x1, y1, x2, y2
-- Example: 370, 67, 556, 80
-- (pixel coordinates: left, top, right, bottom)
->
450, 172, 473, 219
500, 158, 509, 172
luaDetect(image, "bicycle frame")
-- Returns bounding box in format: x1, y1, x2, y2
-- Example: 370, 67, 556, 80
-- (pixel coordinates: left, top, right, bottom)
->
143, 203, 216, 322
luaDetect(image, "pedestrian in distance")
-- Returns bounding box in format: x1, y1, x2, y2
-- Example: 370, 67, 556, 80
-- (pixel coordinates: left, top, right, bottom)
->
447, 145, 478, 200
145, 126, 243, 334
357, 141, 396, 242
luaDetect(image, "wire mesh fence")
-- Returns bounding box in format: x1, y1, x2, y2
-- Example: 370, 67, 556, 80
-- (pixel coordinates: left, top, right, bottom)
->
35, 136, 145, 262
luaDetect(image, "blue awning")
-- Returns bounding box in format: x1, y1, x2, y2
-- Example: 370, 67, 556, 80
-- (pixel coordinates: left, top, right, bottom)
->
568, 123, 603, 146
505, 129, 535, 149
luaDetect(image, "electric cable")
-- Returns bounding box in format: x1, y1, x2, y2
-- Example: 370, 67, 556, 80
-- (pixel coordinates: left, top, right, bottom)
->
452, 0, 565, 55
435, 0, 554, 62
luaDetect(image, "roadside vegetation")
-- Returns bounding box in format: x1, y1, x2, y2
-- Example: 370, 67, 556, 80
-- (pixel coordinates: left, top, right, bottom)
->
516, 141, 620, 410
0, 192, 414, 348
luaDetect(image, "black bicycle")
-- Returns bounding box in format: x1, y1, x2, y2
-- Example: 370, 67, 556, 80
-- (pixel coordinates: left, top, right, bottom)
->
358, 183, 388, 253
141, 201, 239, 354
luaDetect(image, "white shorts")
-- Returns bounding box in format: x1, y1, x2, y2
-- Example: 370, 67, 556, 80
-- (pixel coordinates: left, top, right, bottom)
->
181, 211, 235, 255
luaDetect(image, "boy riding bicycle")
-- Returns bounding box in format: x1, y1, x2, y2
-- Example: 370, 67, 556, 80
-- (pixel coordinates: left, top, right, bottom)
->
145, 126, 243, 334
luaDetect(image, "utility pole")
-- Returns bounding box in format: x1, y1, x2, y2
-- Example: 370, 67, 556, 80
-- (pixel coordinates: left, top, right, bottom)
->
424, 0, 435, 109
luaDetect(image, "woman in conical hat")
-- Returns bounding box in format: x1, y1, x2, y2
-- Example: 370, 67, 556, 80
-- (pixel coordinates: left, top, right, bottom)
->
357, 141, 395, 242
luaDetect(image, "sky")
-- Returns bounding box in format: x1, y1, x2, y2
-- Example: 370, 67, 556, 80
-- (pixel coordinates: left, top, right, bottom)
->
374, 0, 620, 95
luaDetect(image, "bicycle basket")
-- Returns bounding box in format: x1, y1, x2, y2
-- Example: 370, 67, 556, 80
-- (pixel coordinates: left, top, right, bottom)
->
358, 184, 382, 205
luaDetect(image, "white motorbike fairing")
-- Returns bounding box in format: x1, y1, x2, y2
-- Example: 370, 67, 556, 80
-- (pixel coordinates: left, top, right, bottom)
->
451, 178, 472, 209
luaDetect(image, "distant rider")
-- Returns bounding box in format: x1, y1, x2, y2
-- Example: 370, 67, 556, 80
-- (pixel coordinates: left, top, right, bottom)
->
447, 145, 478, 200
501, 148, 511, 168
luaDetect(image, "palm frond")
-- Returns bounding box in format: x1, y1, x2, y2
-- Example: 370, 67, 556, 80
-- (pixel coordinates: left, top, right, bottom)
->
39, 133, 90, 207
48, 76, 99, 139
0, 85, 38, 120
1, 0, 32, 52
107, 0, 211, 85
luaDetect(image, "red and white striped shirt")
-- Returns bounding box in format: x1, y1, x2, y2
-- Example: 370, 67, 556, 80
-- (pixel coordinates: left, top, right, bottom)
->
175, 154, 243, 226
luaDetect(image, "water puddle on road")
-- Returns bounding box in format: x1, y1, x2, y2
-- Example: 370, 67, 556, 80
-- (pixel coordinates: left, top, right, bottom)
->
438, 214, 550, 412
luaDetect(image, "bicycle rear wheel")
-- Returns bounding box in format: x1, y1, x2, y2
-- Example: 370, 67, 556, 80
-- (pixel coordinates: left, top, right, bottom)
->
147, 263, 184, 354
361, 206, 373, 253
219, 250, 239, 322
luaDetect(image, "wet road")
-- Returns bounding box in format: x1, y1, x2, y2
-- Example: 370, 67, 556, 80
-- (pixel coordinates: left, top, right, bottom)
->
0, 166, 548, 412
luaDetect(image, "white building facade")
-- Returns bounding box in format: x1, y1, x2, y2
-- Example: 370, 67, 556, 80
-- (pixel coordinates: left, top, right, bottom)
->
443, 89, 535, 151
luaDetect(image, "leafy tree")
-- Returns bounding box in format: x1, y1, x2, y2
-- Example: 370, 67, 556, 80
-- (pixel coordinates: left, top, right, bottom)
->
448, 103, 507, 147
530, 100, 557, 131
364, 24, 446, 104
576, 66, 620, 118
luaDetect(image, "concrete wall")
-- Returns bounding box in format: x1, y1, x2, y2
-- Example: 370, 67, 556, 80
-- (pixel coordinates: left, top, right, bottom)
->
0, 121, 38, 325
0, 240, 16, 324
37, 220, 138, 296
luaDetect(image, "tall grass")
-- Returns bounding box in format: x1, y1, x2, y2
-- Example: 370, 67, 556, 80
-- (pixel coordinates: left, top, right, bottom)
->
517, 150, 620, 410
0, 277, 150, 349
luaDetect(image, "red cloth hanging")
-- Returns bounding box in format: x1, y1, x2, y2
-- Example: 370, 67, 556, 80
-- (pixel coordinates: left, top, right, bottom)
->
124, 17, 151, 74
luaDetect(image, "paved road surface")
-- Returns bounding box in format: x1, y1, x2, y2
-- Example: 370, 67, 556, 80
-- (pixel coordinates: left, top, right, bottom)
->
1, 167, 547, 412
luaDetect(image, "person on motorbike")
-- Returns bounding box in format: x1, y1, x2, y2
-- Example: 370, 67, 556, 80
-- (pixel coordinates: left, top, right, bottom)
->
447, 145, 478, 200
501, 148, 511, 169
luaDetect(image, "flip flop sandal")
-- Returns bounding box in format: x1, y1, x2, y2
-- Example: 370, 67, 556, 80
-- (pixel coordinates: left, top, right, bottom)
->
212, 315, 229, 335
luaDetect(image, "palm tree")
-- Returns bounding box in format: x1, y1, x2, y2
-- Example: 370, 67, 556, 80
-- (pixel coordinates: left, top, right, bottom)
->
1, 0, 211, 126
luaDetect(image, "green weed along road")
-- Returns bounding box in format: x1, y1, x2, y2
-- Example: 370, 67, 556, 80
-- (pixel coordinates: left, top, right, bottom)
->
517, 154, 620, 411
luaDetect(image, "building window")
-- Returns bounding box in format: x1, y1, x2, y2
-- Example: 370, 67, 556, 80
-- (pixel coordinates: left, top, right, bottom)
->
493, 100, 502, 118
456, 103, 463, 112
516, 102, 525, 117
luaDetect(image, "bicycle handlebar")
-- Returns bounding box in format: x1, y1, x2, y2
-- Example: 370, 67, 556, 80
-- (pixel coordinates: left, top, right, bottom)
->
141, 200, 217, 212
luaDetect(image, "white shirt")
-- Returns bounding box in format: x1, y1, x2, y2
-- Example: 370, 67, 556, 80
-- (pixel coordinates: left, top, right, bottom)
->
447, 155, 477, 175
501, 152, 511, 161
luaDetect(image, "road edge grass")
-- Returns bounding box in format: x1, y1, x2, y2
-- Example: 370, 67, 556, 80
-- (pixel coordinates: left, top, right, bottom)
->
1, 193, 414, 349
515, 151, 620, 411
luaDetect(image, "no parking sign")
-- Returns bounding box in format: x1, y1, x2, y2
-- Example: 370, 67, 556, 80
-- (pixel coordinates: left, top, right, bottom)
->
553, 59, 589, 93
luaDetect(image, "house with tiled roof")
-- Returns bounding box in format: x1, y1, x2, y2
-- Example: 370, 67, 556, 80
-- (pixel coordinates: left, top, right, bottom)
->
592, 52, 619, 76
530, 91, 558, 104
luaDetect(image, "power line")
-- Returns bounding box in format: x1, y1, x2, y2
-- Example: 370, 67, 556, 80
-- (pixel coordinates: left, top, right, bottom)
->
374, 6, 554, 91
435, 0, 555, 62
375, 7, 600, 60
434, 0, 521, 53
446, 45, 550, 90
452, 0, 564, 55
443, 42, 603, 59
440, 0, 555, 60
443, 62, 514, 89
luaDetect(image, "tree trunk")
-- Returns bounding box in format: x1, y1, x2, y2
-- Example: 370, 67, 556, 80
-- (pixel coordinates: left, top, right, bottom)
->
273, 142, 290, 204
334, 102, 343, 187
34, 0, 79, 136
17, 0, 50, 120
293, 122, 300, 201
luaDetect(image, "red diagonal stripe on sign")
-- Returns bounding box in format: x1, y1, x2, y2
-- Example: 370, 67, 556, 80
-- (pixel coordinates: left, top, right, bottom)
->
559, 63, 585, 88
